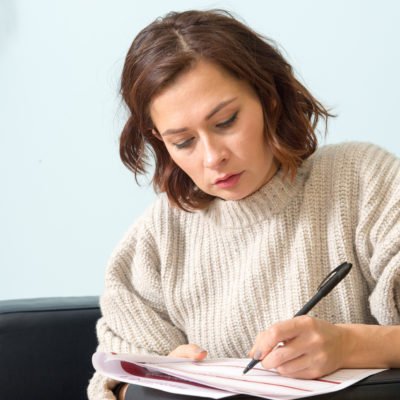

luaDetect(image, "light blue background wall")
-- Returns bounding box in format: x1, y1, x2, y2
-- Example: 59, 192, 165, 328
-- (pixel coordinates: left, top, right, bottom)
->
1, 0, 399, 300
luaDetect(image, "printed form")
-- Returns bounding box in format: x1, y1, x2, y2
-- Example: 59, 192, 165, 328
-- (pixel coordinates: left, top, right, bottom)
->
92, 352, 385, 399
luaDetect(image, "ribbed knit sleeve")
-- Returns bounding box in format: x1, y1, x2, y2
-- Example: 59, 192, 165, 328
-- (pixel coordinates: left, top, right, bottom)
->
87, 205, 187, 399
354, 143, 400, 325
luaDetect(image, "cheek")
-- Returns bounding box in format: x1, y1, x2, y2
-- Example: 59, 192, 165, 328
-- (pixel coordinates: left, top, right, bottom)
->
235, 121, 265, 156
169, 151, 201, 181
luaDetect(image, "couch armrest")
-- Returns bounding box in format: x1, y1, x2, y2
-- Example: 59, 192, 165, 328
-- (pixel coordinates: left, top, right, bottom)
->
0, 296, 100, 400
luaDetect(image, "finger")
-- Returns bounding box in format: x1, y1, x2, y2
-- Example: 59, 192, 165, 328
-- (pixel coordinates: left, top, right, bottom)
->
117, 383, 129, 400
249, 317, 307, 359
267, 353, 308, 377
168, 344, 207, 360
262, 320, 336, 378
248, 331, 277, 359
277, 357, 322, 380
261, 325, 318, 369
261, 340, 304, 370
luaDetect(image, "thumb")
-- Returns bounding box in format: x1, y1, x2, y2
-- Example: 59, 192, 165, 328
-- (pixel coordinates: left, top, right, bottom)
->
168, 344, 207, 360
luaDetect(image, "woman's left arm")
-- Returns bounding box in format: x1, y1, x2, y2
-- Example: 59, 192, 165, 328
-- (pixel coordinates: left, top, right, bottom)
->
248, 317, 400, 379
339, 323, 400, 368
249, 144, 400, 379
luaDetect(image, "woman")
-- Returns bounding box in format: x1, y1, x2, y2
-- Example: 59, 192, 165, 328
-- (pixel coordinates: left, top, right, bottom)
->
88, 10, 400, 400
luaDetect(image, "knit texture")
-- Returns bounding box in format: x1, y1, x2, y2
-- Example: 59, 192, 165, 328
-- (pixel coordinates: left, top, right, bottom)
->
88, 142, 400, 399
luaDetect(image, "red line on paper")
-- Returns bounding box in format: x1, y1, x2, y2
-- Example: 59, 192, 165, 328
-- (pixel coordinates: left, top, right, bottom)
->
315, 379, 340, 384
166, 365, 313, 393
191, 362, 340, 385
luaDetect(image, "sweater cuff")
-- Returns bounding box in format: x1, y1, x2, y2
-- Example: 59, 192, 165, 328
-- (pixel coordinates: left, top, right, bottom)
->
87, 371, 120, 400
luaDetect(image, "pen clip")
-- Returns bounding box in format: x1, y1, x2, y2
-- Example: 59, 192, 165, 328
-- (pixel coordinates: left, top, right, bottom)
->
317, 262, 351, 291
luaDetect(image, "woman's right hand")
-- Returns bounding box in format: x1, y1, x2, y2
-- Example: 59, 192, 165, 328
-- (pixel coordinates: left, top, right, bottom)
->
168, 344, 207, 360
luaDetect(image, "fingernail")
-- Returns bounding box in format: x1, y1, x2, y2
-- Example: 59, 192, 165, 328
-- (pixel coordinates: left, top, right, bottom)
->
196, 348, 205, 353
253, 349, 262, 360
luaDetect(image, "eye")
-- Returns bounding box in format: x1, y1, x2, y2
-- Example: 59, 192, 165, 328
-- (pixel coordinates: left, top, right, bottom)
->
216, 111, 238, 128
174, 137, 194, 149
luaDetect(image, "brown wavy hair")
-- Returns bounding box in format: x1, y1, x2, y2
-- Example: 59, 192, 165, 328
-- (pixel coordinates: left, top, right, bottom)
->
120, 9, 333, 211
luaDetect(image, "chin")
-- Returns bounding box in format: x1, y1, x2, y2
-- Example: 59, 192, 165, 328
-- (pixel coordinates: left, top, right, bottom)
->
217, 190, 250, 201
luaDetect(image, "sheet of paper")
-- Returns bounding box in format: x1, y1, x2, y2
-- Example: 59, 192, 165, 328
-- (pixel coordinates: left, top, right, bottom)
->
92, 351, 234, 399
93, 351, 385, 400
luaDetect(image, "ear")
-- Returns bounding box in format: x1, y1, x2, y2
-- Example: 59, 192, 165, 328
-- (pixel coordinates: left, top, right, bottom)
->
152, 128, 164, 141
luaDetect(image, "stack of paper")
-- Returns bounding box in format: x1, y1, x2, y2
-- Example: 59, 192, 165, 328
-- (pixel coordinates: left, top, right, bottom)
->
92, 352, 384, 399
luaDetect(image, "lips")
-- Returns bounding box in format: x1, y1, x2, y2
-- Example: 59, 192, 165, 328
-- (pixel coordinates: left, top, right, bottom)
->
214, 172, 243, 188
215, 173, 236, 184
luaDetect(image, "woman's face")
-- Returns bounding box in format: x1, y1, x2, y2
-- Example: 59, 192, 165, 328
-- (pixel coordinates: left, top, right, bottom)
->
150, 60, 278, 201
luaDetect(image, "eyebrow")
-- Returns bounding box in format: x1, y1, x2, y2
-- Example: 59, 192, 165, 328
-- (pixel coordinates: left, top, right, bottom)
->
160, 97, 237, 137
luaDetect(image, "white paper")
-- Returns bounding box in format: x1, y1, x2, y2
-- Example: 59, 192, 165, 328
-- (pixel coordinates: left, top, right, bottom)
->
93, 351, 385, 400
92, 352, 234, 399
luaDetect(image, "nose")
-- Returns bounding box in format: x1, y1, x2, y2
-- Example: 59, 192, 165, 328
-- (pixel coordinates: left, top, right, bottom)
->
202, 134, 228, 168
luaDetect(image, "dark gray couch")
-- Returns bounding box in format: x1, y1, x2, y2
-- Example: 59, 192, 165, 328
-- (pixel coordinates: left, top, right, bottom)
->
0, 296, 100, 399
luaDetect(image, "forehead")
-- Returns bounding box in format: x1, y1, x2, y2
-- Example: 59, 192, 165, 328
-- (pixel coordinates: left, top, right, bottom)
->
150, 60, 253, 123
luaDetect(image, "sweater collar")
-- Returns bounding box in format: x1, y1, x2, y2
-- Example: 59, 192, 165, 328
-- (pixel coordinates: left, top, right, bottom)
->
201, 161, 309, 228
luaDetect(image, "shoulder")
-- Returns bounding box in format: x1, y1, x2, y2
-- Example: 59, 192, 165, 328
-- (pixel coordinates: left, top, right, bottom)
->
311, 141, 396, 163
123, 194, 173, 240
297, 142, 400, 205
106, 194, 181, 275
119, 193, 194, 249
301, 142, 400, 218
306, 141, 399, 180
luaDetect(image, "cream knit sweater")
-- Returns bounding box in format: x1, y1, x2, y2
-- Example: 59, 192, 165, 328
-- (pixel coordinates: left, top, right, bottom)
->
88, 142, 400, 399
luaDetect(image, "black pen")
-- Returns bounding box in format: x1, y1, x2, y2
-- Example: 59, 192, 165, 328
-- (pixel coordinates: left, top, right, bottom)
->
242, 262, 352, 375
